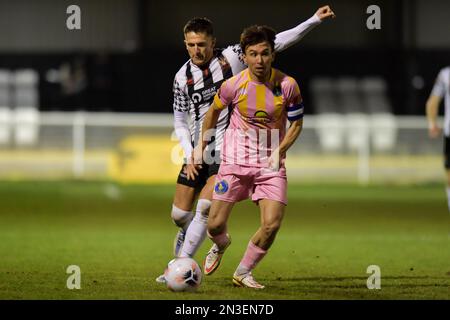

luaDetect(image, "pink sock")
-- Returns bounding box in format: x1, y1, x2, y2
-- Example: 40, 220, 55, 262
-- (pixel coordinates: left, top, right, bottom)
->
207, 230, 230, 250
237, 241, 267, 274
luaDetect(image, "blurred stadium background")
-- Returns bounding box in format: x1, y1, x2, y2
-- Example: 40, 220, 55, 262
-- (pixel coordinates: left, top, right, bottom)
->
1, 0, 450, 300
0, 0, 449, 184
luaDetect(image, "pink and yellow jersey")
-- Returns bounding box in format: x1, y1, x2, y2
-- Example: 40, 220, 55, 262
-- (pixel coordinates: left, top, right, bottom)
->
213, 68, 303, 167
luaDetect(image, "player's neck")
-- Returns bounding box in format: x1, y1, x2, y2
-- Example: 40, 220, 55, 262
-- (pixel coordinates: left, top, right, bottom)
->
193, 60, 211, 70
248, 68, 272, 83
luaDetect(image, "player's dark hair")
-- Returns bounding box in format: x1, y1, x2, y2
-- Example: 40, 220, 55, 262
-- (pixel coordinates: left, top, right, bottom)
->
183, 17, 214, 37
240, 25, 276, 53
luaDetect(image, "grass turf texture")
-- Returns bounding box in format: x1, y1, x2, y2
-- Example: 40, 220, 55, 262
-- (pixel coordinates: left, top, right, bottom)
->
0, 181, 449, 300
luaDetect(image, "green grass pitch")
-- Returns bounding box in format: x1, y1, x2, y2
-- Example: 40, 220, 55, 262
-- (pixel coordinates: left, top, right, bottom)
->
0, 180, 449, 300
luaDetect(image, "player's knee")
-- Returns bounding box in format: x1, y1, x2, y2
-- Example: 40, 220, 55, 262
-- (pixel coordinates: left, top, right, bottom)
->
171, 204, 193, 228
261, 220, 281, 237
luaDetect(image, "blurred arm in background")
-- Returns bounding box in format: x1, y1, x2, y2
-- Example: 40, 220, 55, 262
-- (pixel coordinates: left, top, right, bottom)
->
426, 68, 447, 138
426, 95, 442, 138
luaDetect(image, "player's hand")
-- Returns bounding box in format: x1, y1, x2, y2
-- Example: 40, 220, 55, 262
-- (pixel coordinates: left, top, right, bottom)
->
185, 150, 202, 181
315, 5, 336, 21
428, 123, 441, 139
184, 163, 201, 181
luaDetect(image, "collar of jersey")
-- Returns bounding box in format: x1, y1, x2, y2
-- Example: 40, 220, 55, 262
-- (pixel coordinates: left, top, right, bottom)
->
246, 68, 275, 85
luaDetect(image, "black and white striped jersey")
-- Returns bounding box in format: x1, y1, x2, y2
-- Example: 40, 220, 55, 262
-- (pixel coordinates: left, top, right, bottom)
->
173, 44, 246, 154
431, 66, 450, 137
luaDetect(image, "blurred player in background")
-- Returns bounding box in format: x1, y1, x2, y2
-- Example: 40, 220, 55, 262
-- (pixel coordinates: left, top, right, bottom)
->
198, 25, 304, 289
157, 5, 335, 283
426, 66, 450, 212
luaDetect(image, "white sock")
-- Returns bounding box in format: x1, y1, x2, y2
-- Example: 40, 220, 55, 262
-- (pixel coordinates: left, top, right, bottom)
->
179, 199, 211, 258
446, 187, 450, 212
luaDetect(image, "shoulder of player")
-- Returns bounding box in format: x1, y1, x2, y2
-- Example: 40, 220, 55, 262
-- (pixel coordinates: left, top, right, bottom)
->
274, 69, 299, 88
173, 60, 191, 83
221, 69, 247, 88
441, 66, 450, 76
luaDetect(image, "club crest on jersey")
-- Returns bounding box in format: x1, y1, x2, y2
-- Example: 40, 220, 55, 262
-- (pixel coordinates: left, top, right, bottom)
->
214, 180, 229, 195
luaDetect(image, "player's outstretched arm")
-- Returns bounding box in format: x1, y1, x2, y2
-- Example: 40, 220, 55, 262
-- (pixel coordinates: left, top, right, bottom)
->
274, 5, 336, 52
315, 5, 336, 21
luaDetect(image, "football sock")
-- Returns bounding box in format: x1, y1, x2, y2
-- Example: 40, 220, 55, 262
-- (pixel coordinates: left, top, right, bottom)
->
180, 199, 211, 258
235, 241, 267, 276
207, 229, 230, 251
171, 204, 194, 231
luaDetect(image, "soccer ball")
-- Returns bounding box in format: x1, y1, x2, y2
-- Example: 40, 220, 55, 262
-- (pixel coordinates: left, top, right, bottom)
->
164, 257, 202, 292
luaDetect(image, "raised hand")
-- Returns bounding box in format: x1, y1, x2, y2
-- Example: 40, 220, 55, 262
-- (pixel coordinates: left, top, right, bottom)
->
315, 5, 336, 21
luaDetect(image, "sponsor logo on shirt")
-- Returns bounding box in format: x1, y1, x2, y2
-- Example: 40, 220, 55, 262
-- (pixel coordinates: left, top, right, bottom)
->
240, 110, 272, 126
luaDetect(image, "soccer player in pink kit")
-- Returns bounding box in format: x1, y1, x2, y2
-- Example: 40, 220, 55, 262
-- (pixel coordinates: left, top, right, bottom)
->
196, 25, 304, 289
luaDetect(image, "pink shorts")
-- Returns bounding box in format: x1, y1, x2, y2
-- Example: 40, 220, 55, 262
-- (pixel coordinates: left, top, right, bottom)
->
213, 163, 287, 205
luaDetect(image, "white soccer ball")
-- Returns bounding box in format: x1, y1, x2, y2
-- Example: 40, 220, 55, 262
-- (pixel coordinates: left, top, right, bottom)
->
164, 257, 202, 292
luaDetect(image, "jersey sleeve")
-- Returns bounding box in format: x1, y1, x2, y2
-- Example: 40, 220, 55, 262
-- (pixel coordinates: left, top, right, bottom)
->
431, 68, 448, 98
172, 78, 190, 112
274, 14, 321, 52
221, 45, 247, 74
173, 110, 193, 158
284, 78, 304, 122
213, 80, 233, 110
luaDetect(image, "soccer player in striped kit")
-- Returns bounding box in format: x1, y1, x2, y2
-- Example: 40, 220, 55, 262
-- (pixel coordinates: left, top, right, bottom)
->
197, 25, 305, 288
426, 66, 450, 213
157, 6, 335, 283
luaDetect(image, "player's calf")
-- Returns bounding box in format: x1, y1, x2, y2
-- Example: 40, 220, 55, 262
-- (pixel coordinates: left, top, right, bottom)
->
179, 199, 211, 258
